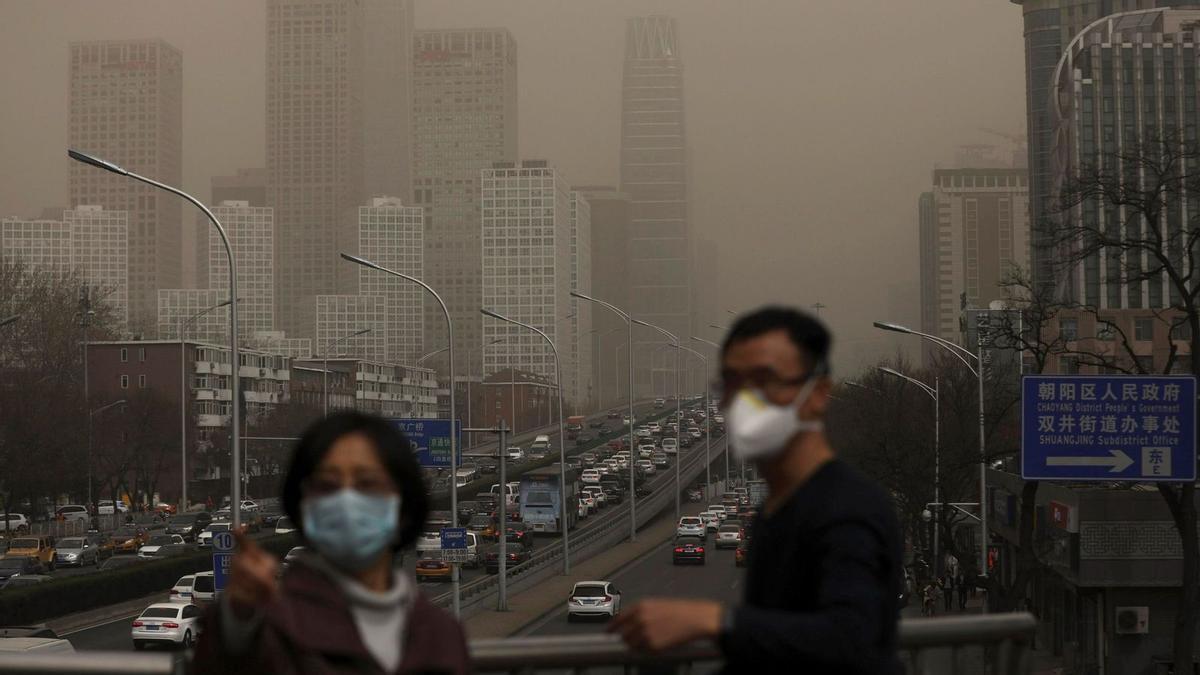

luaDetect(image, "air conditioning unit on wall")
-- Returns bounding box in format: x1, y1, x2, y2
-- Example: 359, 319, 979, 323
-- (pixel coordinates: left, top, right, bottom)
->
1115, 606, 1149, 635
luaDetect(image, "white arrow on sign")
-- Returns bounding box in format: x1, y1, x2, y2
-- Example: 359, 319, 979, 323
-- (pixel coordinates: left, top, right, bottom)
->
1046, 449, 1134, 473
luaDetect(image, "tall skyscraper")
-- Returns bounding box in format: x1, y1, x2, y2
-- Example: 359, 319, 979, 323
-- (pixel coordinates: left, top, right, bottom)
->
266, 0, 366, 338
315, 294, 388, 363
1050, 7, 1200, 309
918, 168, 1030, 346
570, 191, 594, 411
363, 0, 415, 201
208, 201, 275, 337
412, 28, 518, 378
2, 207, 130, 328
620, 16, 692, 396
481, 162, 579, 406
68, 39, 182, 335
575, 186, 632, 408
358, 197, 424, 364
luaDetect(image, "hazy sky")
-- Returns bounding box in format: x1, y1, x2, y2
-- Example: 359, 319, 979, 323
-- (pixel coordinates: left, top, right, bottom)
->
0, 0, 1027, 373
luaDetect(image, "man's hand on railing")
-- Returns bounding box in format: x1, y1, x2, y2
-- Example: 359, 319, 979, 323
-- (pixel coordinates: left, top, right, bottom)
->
608, 599, 723, 652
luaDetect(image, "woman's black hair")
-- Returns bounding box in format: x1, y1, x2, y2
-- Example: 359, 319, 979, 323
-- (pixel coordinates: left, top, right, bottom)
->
282, 411, 429, 550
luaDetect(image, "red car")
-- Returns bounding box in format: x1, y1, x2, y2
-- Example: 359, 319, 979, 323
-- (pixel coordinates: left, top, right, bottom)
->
735, 540, 748, 567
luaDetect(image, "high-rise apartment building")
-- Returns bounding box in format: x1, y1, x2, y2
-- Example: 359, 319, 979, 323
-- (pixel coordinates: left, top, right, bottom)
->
918, 169, 1030, 346
412, 28, 518, 377
314, 294, 388, 364
267, 0, 366, 338
1, 207, 129, 327
157, 288, 226, 343
358, 197, 424, 363
68, 39, 182, 335
364, 0, 414, 201
575, 186, 632, 408
1051, 7, 1200, 309
570, 191, 594, 411
481, 162, 579, 406
208, 201, 275, 336
620, 16, 692, 396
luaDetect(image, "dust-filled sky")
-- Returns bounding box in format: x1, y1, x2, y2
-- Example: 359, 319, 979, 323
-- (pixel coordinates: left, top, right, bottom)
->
0, 0, 1027, 374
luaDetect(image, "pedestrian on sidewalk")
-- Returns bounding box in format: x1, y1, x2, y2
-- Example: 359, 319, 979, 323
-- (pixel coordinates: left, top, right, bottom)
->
957, 572, 968, 610
609, 307, 904, 674
942, 574, 954, 611
193, 412, 469, 674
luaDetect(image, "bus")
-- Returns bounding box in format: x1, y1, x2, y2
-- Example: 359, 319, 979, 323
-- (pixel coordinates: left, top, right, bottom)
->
519, 465, 579, 534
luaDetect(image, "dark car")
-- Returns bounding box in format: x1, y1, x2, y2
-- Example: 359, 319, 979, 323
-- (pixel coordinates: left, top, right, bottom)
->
672, 536, 706, 565
259, 506, 284, 528
607, 410, 622, 419
165, 513, 212, 542
475, 492, 500, 512
679, 435, 694, 448
588, 419, 605, 429
457, 501, 481, 524
504, 523, 533, 550
575, 433, 594, 446
0, 556, 45, 582
601, 486, 623, 504
484, 546, 531, 574
475, 458, 498, 475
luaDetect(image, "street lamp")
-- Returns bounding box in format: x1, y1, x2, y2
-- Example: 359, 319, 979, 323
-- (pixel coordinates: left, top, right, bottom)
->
874, 319, 987, 597
179, 299, 233, 512
480, 308, 571, 574
70, 149, 244, 528
570, 291, 638, 542
416, 346, 448, 367
632, 317, 683, 522
878, 366, 941, 577
692, 335, 733, 481
668, 344, 712, 492
323, 328, 372, 416
340, 252, 460, 616
89, 399, 127, 510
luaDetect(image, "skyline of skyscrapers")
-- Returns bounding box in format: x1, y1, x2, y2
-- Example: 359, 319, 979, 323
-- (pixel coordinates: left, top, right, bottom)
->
68, 39, 182, 335
620, 16, 693, 397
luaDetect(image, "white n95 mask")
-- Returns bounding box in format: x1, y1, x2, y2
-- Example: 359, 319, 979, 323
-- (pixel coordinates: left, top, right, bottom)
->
727, 379, 823, 460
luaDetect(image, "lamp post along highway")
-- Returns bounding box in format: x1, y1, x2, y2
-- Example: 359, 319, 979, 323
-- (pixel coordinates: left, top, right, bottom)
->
632, 318, 682, 522
670, 344, 710, 491
322, 328, 372, 416
570, 292, 638, 542
879, 366, 940, 577
480, 308, 571, 574
875, 319, 987, 606
69, 149, 244, 528
341, 253, 460, 616
179, 299, 233, 512
691, 336, 730, 482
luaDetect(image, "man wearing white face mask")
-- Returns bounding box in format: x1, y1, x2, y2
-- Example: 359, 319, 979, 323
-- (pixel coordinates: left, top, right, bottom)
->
610, 307, 903, 674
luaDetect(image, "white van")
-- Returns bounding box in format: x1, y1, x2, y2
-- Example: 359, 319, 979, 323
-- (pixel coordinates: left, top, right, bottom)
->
0, 637, 76, 653
529, 435, 552, 457
455, 467, 478, 488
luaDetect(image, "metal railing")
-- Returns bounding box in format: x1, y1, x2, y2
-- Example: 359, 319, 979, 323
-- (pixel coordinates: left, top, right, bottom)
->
432, 418, 722, 613
470, 613, 1038, 674
0, 652, 179, 674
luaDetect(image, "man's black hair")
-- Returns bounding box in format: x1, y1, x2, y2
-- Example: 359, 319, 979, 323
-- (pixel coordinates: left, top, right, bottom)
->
721, 306, 832, 376
282, 411, 429, 550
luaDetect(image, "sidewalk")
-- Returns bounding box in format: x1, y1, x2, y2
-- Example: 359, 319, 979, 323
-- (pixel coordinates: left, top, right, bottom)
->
464, 503, 703, 639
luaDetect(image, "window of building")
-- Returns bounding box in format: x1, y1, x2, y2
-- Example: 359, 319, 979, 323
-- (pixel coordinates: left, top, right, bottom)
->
1059, 318, 1079, 342
1097, 321, 1116, 341
1060, 356, 1081, 374
120, 374, 129, 389
139, 374, 146, 388
139, 347, 146, 362
1135, 355, 1154, 372
120, 348, 128, 363
1171, 322, 1192, 342
1135, 318, 1154, 341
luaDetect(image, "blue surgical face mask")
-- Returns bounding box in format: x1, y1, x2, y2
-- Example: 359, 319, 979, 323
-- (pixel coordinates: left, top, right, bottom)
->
301, 489, 401, 572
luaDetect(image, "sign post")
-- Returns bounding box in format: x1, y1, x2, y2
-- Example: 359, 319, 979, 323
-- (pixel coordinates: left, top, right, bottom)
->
212, 530, 235, 592
1022, 375, 1197, 482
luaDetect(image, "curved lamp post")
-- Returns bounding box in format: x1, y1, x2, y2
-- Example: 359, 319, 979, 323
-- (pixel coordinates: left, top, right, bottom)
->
632, 318, 682, 522
480, 308, 571, 574
570, 291, 638, 542
323, 327, 372, 416
340, 252, 460, 615
69, 149, 243, 529
179, 299, 233, 512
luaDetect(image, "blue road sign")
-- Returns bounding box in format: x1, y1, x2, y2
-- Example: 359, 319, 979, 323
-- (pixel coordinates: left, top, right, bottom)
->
388, 419, 462, 468
211, 531, 236, 592
440, 527, 468, 550
1022, 375, 1197, 482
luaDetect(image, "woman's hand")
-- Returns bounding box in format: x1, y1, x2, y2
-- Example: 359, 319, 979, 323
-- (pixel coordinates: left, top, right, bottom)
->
226, 527, 279, 619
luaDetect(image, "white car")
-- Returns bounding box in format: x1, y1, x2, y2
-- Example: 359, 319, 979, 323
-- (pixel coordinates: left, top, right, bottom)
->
567, 580, 622, 620
131, 602, 203, 650
676, 516, 706, 540
96, 500, 129, 515
689, 427, 703, 440
138, 534, 185, 558
638, 444, 655, 459
582, 486, 606, 508
716, 523, 743, 549
636, 459, 655, 475
652, 452, 670, 468
580, 494, 597, 514
622, 416, 632, 426
707, 505, 729, 522
647, 423, 661, 433
191, 571, 217, 604
54, 505, 89, 523
197, 522, 231, 548
0, 513, 29, 534
274, 516, 297, 535
506, 446, 524, 462
168, 575, 196, 604
577, 499, 589, 519
240, 500, 260, 513
699, 510, 721, 532
580, 469, 601, 484
661, 438, 679, 455
416, 530, 442, 554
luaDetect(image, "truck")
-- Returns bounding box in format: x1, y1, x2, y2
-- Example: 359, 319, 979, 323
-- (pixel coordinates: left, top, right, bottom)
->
519, 465, 580, 534
747, 479, 768, 507
529, 435, 552, 458
566, 415, 586, 431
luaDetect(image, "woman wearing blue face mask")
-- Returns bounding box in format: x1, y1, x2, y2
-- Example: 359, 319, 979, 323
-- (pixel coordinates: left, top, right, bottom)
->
193, 412, 469, 674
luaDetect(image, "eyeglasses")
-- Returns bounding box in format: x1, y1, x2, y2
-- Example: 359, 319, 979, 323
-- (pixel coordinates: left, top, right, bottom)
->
303, 473, 397, 498
712, 368, 810, 402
